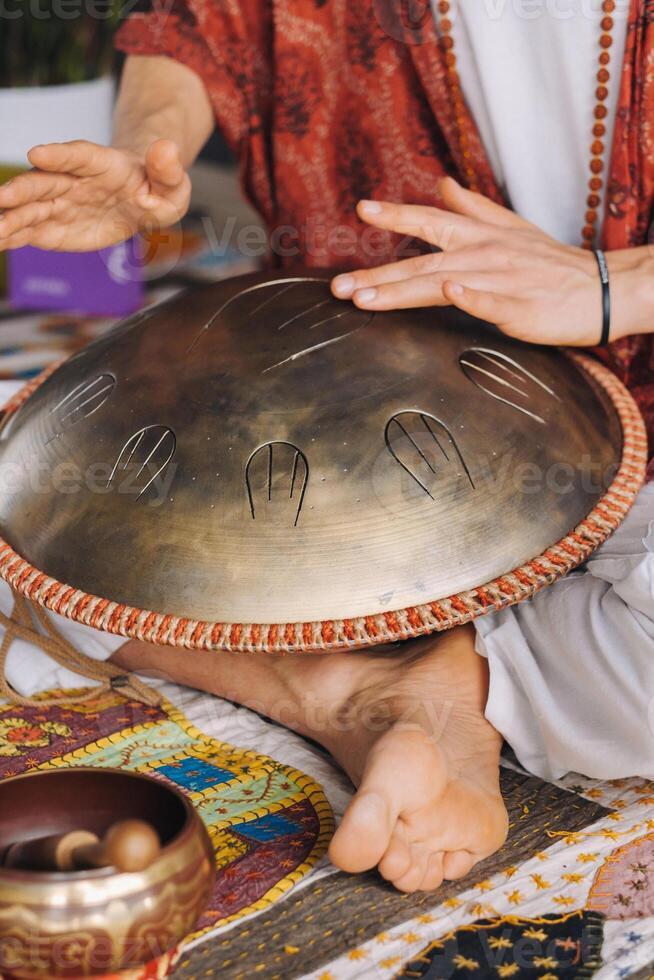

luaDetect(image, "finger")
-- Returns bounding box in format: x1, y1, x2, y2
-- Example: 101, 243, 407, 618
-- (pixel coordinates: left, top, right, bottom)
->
356, 199, 483, 250
352, 271, 501, 310
26, 222, 71, 251
27, 140, 117, 179
134, 195, 189, 231
0, 228, 36, 252
145, 139, 186, 192
443, 280, 521, 325
139, 177, 191, 222
440, 176, 536, 231
0, 170, 74, 208
0, 200, 56, 239
332, 252, 447, 298
333, 243, 518, 298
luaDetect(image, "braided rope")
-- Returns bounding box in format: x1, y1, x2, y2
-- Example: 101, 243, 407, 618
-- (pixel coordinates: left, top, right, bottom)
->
0, 593, 162, 708
0, 351, 646, 654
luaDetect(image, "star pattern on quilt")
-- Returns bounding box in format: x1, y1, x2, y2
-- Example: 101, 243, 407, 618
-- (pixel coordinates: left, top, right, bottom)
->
587, 833, 654, 919
295, 775, 654, 980
394, 912, 604, 979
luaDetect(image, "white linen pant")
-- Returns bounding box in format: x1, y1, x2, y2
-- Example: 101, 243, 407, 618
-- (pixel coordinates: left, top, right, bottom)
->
4, 485, 654, 784
475, 482, 654, 781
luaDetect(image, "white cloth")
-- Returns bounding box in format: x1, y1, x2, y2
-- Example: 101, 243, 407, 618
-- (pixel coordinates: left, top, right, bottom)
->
432, 0, 630, 244
475, 482, 654, 781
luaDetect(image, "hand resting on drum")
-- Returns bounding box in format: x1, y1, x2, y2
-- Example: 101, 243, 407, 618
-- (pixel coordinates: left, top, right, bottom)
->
332, 177, 653, 347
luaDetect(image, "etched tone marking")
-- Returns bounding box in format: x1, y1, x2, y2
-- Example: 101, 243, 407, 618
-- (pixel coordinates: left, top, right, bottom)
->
186, 277, 328, 354
290, 450, 302, 498
245, 441, 309, 526
460, 347, 558, 425
277, 299, 329, 331
475, 350, 548, 389
249, 282, 299, 316
48, 374, 115, 435
309, 311, 351, 330
385, 410, 475, 498
261, 328, 364, 374
459, 359, 530, 400
393, 418, 436, 473
107, 425, 176, 500
420, 413, 450, 461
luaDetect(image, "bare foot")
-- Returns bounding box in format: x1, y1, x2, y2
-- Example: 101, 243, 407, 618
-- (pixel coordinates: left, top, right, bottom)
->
112, 625, 507, 892
303, 628, 507, 891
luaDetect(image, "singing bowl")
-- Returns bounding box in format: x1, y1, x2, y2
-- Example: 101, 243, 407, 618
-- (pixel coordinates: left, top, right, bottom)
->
0, 768, 215, 978
0, 270, 646, 652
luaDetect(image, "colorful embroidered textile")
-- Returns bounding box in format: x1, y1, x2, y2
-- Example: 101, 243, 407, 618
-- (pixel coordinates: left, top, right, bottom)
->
0, 689, 333, 940
115, 0, 654, 476
2, 685, 654, 979
588, 834, 654, 921
394, 912, 605, 980
293, 773, 654, 980
172, 770, 610, 979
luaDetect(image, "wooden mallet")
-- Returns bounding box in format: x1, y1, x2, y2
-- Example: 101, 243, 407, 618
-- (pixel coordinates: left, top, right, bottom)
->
2, 820, 161, 873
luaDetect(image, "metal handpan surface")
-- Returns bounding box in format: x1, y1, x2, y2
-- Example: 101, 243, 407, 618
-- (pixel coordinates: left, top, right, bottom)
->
0, 271, 623, 624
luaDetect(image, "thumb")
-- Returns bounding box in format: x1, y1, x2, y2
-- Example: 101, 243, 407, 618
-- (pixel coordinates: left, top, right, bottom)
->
439, 176, 534, 231
145, 139, 186, 194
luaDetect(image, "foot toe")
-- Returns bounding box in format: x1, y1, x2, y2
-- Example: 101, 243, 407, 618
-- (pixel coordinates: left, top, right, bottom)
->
391, 843, 430, 893
443, 849, 475, 880
329, 791, 394, 873
378, 829, 411, 882
421, 850, 445, 891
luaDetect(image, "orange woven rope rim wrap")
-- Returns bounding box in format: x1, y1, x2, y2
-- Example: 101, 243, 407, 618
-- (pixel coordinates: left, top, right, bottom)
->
0, 352, 647, 653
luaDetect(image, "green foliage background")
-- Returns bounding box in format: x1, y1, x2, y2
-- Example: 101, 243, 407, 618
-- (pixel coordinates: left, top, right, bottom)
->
1, 0, 122, 87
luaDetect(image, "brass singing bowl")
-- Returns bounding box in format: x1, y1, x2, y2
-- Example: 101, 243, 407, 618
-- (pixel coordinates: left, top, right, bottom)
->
0, 271, 635, 637
0, 768, 215, 978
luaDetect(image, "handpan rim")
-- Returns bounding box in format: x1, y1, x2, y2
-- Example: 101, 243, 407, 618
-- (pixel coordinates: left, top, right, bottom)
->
0, 352, 646, 653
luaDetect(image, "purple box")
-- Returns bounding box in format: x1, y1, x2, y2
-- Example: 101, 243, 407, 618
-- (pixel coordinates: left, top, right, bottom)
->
8, 239, 144, 317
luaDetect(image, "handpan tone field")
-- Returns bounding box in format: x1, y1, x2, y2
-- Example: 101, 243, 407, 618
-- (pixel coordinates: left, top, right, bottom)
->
0, 271, 644, 650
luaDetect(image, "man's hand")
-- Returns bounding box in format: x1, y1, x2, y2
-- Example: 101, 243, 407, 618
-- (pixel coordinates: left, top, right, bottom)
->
331, 177, 652, 346
0, 138, 191, 253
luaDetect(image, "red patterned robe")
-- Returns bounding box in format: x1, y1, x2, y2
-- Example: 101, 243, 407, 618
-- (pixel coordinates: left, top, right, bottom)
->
116, 0, 654, 474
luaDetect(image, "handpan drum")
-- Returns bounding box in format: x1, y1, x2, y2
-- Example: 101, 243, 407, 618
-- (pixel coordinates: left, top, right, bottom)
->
0, 271, 646, 652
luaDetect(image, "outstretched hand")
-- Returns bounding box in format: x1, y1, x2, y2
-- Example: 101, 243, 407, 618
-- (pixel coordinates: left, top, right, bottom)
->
0, 138, 191, 253
332, 177, 646, 346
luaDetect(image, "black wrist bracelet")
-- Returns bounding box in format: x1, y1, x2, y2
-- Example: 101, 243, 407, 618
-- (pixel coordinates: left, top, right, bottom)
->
593, 248, 611, 346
